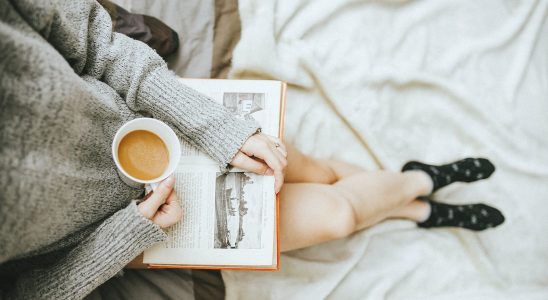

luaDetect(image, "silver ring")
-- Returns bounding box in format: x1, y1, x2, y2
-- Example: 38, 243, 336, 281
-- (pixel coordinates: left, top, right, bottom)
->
275, 143, 280, 148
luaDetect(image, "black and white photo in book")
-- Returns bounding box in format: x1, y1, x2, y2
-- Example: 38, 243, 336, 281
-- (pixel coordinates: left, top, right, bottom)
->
223, 93, 265, 121
214, 172, 264, 249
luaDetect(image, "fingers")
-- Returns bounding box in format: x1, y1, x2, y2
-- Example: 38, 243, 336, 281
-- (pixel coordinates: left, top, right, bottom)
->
246, 137, 287, 193
230, 133, 288, 193
230, 151, 272, 175
271, 143, 287, 167
138, 176, 175, 219
156, 190, 183, 228
266, 136, 287, 157
139, 178, 183, 228
149, 189, 183, 228
164, 189, 178, 205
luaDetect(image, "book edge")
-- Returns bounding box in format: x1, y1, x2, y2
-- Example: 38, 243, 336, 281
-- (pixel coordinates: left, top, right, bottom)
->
140, 80, 287, 271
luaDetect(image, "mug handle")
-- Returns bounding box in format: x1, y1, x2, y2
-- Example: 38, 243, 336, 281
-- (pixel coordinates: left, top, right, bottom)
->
141, 183, 159, 204
148, 182, 159, 192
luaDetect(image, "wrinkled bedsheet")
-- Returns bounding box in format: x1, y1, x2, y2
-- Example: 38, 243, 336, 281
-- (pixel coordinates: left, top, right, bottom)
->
223, 0, 548, 299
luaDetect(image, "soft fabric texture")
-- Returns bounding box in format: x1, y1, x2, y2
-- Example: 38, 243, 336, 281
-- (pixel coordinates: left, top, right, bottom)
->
112, 0, 215, 78
100, 0, 181, 59
0, 0, 258, 298
223, 0, 548, 299
113, 0, 242, 79
86, 268, 225, 300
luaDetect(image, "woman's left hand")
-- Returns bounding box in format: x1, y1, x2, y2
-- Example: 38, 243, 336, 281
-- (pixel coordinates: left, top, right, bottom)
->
230, 133, 287, 193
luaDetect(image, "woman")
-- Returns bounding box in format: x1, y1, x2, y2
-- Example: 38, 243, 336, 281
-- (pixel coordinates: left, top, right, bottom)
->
0, 0, 285, 299
0, 0, 503, 298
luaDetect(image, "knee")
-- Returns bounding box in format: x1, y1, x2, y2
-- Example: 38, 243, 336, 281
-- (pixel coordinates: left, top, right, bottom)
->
320, 191, 357, 240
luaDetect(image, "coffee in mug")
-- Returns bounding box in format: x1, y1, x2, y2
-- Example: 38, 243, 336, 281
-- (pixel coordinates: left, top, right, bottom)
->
112, 118, 181, 188
118, 130, 169, 181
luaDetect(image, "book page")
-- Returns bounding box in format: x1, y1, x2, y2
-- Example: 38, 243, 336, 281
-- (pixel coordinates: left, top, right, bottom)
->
181, 79, 281, 138
144, 79, 282, 267
175, 79, 282, 167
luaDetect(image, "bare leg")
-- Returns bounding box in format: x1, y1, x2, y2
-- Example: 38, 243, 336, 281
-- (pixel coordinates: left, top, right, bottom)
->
280, 145, 433, 251
388, 200, 430, 222
283, 144, 367, 184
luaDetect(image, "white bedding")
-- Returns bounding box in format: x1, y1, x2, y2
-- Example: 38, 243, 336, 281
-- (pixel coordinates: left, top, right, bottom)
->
223, 0, 548, 299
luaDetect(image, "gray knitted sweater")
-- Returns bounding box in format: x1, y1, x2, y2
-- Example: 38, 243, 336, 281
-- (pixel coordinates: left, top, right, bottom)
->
0, 0, 259, 299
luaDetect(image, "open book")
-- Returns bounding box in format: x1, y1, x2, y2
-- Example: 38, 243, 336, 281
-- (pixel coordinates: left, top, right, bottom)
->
142, 79, 286, 270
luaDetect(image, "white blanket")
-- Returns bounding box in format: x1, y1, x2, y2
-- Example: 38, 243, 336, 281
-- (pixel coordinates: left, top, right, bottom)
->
223, 0, 548, 299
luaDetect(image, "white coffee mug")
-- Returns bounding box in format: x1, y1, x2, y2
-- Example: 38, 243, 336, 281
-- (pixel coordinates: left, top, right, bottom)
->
112, 118, 181, 190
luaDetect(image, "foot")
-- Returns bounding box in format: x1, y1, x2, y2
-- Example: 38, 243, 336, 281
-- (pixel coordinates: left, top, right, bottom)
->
402, 158, 495, 193
417, 200, 505, 231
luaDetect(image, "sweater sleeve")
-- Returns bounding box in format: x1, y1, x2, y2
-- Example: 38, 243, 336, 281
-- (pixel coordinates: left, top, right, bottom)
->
2, 202, 166, 300
11, 0, 259, 165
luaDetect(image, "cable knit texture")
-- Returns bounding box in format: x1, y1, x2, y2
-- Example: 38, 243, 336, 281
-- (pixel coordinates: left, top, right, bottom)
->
14, 202, 167, 299
0, 0, 259, 298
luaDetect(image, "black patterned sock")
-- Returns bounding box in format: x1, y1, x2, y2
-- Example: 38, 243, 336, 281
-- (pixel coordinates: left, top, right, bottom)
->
418, 200, 505, 231
402, 158, 495, 192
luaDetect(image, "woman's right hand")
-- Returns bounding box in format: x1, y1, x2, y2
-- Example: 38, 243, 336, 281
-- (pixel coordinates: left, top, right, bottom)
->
138, 176, 182, 228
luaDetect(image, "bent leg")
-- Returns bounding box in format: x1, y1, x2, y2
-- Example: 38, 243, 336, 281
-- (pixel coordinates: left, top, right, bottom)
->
283, 144, 364, 184
279, 170, 432, 252
388, 200, 431, 222
280, 145, 503, 251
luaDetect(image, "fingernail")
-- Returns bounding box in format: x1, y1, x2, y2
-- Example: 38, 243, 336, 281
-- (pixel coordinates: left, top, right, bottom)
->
265, 169, 274, 176
164, 176, 175, 186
